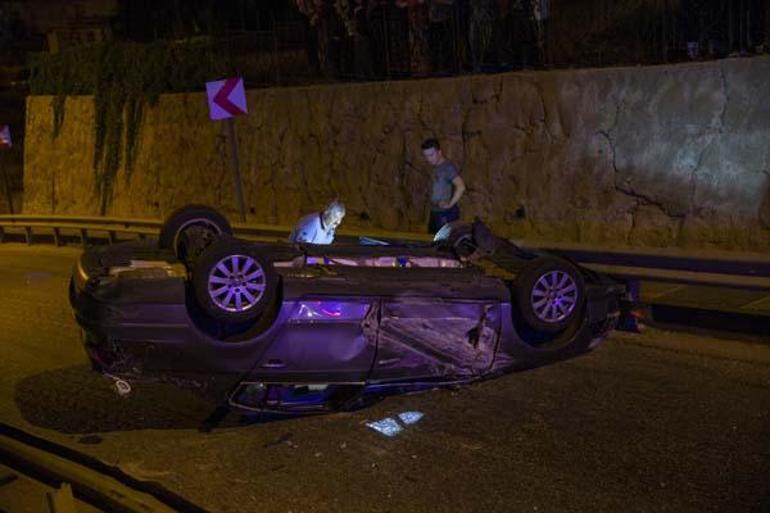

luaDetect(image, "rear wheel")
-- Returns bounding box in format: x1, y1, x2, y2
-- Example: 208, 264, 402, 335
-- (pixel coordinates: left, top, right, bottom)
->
159, 205, 232, 266
513, 256, 585, 334
193, 238, 278, 324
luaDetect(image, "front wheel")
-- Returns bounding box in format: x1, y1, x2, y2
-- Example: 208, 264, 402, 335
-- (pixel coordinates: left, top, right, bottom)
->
192, 238, 278, 324
513, 256, 585, 333
433, 221, 478, 259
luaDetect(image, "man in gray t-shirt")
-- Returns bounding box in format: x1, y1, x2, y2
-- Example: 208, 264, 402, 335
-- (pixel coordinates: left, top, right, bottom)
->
421, 138, 466, 234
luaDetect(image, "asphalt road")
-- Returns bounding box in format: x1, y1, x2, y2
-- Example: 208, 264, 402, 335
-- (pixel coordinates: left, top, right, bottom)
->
0, 243, 768, 513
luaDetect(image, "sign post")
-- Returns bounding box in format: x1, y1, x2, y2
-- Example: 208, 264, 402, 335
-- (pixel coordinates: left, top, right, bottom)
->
206, 78, 248, 222
0, 125, 13, 214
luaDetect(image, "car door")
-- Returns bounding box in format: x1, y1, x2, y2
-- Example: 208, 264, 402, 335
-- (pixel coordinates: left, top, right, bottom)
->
371, 297, 501, 383
250, 297, 379, 384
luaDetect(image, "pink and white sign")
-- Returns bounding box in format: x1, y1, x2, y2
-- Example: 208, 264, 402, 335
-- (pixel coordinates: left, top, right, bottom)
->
206, 77, 248, 121
0, 125, 10, 148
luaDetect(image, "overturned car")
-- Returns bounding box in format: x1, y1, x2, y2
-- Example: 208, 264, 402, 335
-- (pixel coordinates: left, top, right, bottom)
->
69, 205, 624, 414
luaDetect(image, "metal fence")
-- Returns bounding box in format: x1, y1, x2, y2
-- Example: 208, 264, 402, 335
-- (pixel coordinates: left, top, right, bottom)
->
215, 0, 770, 88
1, 1, 768, 87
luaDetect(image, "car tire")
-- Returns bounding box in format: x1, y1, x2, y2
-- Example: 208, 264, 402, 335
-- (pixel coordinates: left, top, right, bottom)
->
193, 238, 278, 324
433, 221, 478, 259
158, 205, 233, 264
513, 256, 585, 334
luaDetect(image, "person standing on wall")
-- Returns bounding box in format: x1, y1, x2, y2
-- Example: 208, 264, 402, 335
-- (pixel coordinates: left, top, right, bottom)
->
421, 138, 466, 234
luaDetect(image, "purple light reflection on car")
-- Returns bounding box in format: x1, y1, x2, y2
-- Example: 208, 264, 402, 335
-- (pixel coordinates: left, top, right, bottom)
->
291, 300, 371, 321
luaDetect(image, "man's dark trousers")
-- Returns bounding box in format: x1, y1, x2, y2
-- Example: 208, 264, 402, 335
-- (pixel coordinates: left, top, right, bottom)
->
428, 205, 460, 234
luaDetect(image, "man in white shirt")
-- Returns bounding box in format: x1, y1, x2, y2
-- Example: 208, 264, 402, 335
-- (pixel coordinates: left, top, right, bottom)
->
288, 200, 346, 244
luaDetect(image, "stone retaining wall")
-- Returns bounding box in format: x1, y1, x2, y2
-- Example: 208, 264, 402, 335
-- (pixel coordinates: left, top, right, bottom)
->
23, 56, 770, 249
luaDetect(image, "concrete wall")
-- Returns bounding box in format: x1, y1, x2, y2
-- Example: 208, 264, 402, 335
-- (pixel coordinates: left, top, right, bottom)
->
23, 56, 770, 250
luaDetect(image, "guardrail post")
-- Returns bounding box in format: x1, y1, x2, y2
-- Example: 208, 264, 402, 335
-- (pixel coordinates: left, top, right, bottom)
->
52, 227, 62, 246
618, 279, 643, 332
108, 230, 116, 244
79, 228, 88, 249
24, 226, 32, 245
46, 482, 77, 513
0, 226, 4, 243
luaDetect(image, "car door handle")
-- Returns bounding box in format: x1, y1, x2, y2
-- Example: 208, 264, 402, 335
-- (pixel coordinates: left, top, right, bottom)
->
262, 359, 286, 369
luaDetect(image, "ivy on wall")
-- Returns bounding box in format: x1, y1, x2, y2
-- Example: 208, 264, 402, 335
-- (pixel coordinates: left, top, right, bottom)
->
28, 39, 238, 214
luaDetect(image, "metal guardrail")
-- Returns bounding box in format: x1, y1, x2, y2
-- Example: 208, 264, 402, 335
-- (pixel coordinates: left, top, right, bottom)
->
1, 214, 769, 292
0, 214, 161, 246
0, 214, 430, 246
0, 422, 208, 513
542, 247, 770, 291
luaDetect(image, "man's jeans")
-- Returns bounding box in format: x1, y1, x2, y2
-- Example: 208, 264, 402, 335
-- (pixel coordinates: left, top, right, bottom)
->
428, 205, 460, 234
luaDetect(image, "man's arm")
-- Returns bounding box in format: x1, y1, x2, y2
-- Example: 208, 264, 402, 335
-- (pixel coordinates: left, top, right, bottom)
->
288, 216, 315, 243
292, 230, 312, 243
447, 175, 466, 208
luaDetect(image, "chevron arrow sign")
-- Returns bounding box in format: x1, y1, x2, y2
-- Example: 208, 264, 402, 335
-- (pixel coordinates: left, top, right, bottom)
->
0, 125, 10, 148
206, 77, 248, 120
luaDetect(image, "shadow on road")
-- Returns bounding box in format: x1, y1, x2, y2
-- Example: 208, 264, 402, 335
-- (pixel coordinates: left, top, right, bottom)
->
13, 365, 381, 434
13, 365, 246, 434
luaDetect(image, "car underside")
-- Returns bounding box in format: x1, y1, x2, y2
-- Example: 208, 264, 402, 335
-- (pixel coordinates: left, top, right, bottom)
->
69, 206, 623, 414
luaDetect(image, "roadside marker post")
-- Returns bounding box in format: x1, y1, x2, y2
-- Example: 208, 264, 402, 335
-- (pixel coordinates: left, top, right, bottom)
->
0, 125, 13, 215
206, 78, 248, 222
